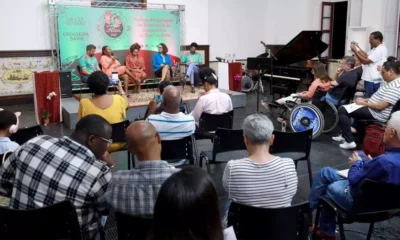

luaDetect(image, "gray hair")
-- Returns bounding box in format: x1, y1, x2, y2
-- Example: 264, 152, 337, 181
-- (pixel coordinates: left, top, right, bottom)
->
388, 111, 400, 139
162, 85, 181, 106
343, 56, 355, 68
243, 114, 274, 144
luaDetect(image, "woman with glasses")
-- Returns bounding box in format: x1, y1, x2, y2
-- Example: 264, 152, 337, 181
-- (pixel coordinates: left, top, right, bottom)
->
152, 43, 172, 82
126, 43, 147, 94
77, 71, 128, 152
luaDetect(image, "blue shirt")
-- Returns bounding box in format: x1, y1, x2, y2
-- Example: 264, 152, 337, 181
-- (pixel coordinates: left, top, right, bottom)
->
152, 52, 172, 72
0, 137, 19, 155
348, 147, 400, 196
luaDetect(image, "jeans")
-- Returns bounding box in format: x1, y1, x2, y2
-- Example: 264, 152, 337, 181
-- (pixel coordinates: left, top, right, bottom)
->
364, 81, 382, 98
95, 216, 108, 240
309, 167, 353, 236
186, 63, 199, 85
82, 75, 114, 85
338, 106, 374, 143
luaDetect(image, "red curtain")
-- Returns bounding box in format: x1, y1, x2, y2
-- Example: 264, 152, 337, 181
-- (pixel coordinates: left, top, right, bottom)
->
228, 62, 242, 92
34, 71, 61, 124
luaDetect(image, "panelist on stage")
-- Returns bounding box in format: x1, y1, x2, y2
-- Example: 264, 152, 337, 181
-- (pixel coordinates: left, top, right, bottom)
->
126, 43, 147, 94
99, 46, 136, 95
79, 44, 112, 83
181, 42, 203, 93
152, 43, 172, 82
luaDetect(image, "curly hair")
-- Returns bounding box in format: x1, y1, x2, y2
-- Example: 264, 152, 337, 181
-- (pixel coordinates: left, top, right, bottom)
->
130, 43, 141, 53
87, 71, 109, 95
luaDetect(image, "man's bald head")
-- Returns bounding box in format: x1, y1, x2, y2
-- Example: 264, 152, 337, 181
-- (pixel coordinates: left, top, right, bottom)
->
126, 121, 161, 161
163, 86, 181, 113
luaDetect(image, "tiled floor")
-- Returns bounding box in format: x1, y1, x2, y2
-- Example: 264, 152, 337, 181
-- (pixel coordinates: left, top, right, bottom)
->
1, 89, 400, 240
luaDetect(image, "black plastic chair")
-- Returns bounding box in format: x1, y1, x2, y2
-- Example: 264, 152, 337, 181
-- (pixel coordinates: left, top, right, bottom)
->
110, 120, 131, 169
199, 128, 247, 173
9, 125, 43, 145
313, 179, 400, 240
196, 110, 234, 140
0, 151, 13, 166
115, 212, 153, 240
228, 201, 310, 240
269, 129, 313, 187
0, 200, 81, 240
161, 135, 198, 168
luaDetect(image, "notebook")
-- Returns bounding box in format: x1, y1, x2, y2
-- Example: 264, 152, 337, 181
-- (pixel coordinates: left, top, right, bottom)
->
337, 169, 349, 178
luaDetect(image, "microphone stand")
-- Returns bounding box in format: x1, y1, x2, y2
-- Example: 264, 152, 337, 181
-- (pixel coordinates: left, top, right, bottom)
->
268, 49, 277, 97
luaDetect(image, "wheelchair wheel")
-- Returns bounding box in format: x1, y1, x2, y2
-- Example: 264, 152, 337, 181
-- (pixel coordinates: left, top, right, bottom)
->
289, 104, 324, 139
320, 101, 339, 133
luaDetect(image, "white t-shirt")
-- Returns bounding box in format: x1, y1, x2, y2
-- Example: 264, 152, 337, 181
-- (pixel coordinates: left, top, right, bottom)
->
361, 44, 388, 82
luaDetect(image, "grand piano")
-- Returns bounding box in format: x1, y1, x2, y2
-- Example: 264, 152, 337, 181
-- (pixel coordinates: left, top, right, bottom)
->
261, 31, 328, 97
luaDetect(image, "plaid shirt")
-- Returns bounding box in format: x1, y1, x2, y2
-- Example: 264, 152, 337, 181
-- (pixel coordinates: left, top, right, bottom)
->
106, 160, 178, 217
0, 136, 112, 240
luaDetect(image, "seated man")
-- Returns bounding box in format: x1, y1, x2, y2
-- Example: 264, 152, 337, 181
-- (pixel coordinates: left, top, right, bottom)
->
309, 111, 400, 240
223, 114, 298, 209
106, 121, 178, 217
325, 56, 358, 105
181, 42, 203, 93
79, 44, 112, 84
0, 115, 114, 239
147, 86, 195, 140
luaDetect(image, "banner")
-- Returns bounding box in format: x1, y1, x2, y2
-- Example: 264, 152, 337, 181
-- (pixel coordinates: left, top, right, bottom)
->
57, 6, 181, 81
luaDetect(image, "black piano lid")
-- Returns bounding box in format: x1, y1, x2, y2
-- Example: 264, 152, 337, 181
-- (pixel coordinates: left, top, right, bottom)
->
272, 31, 328, 66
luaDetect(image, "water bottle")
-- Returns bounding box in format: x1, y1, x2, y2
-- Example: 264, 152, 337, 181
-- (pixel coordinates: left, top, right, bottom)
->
227, 54, 231, 63
224, 53, 228, 63
232, 54, 236, 63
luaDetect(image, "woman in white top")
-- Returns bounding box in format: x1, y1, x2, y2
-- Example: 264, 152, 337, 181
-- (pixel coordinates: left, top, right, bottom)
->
223, 114, 298, 208
191, 67, 233, 126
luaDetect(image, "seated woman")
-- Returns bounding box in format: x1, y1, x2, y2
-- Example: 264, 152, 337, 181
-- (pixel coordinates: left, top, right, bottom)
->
149, 166, 236, 240
125, 43, 147, 94
190, 67, 233, 126
99, 46, 136, 96
333, 56, 400, 149
263, 62, 331, 108
152, 43, 172, 82
77, 71, 128, 152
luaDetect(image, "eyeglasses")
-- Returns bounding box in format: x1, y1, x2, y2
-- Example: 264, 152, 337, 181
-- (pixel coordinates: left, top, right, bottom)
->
97, 136, 113, 148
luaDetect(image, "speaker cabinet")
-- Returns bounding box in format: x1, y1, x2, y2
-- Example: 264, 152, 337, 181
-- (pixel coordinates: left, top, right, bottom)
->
59, 72, 72, 98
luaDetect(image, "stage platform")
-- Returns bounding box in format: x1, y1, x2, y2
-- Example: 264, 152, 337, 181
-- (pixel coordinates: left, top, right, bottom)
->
62, 88, 247, 129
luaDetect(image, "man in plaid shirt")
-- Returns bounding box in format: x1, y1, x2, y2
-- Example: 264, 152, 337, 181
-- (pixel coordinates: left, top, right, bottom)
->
106, 121, 178, 218
0, 115, 114, 240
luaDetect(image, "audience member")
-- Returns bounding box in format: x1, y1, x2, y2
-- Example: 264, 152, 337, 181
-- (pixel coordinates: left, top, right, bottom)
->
309, 111, 400, 240
0, 109, 20, 155
191, 67, 233, 126
0, 115, 114, 239
152, 43, 172, 82
333, 56, 400, 149
106, 121, 178, 217
125, 43, 147, 94
99, 46, 136, 95
150, 166, 232, 240
147, 86, 195, 140
78, 71, 128, 152
181, 42, 203, 93
223, 114, 298, 209
351, 31, 388, 97
325, 56, 358, 105
79, 44, 109, 83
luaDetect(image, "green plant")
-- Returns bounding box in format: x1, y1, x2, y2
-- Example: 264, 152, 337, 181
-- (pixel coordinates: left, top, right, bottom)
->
42, 110, 51, 120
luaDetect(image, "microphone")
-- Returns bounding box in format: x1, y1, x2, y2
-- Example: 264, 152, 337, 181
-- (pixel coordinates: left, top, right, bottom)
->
260, 41, 266, 47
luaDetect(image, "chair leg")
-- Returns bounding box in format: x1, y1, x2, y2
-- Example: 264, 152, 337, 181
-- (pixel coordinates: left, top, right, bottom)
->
127, 151, 131, 170
366, 222, 374, 240
337, 217, 346, 240
306, 157, 313, 188
206, 159, 211, 173
312, 206, 322, 240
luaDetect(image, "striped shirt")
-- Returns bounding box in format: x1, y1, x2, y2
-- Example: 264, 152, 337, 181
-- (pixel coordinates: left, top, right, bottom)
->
222, 157, 298, 208
148, 112, 195, 140
368, 77, 400, 122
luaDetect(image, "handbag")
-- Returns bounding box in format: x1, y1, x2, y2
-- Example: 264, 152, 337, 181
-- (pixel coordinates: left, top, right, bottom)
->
362, 124, 385, 157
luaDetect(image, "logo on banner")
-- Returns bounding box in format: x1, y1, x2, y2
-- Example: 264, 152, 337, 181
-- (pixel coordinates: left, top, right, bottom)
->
98, 10, 130, 40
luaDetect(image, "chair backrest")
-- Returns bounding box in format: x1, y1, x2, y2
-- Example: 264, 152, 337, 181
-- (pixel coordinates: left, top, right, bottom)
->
9, 125, 43, 145
311, 89, 327, 105
0, 200, 81, 240
198, 110, 234, 132
111, 120, 130, 143
228, 201, 310, 240
0, 151, 13, 165
212, 128, 247, 159
269, 129, 312, 159
161, 135, 196, 164
351, 179, 400, 221
115, 212, 153, 240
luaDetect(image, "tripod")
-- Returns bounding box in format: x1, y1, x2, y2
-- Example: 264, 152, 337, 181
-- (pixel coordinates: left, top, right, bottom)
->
247, 57, 271, 113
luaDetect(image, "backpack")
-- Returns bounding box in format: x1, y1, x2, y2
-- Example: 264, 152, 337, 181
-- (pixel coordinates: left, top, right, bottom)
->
362, 124, 385, 157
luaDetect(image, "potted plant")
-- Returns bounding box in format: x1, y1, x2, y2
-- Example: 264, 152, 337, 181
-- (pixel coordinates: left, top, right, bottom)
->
42, 110, 51, 125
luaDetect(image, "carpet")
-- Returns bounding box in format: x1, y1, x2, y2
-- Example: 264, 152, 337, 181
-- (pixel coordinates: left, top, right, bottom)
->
73, 87, 206, 108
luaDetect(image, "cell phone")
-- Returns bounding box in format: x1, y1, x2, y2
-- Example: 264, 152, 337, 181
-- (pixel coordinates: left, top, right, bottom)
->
155, 95, 162, 103
112, 72, 118, 80
356, 151, 367, 160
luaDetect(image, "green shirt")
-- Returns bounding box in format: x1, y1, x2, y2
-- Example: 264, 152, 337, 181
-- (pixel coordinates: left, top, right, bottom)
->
181, 52, 202, 64
78, 55, 99, 74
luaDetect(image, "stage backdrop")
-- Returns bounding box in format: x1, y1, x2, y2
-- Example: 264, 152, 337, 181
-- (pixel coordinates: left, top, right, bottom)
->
57, 6, 181, 81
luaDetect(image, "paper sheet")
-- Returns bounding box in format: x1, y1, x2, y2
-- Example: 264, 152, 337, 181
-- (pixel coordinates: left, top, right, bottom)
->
337, 169, 349, 178
343, 103, 363, 114
224, 226, 237, 240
